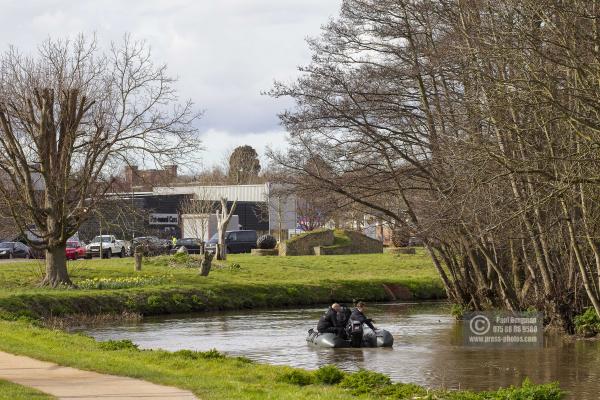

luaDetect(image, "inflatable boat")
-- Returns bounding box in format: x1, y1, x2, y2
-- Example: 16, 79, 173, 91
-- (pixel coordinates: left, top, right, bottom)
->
306, 328, 394, 348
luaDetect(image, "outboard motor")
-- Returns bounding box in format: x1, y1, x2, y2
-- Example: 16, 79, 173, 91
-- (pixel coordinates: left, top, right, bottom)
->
348, 319, 363, 347
375, 329, 394, 347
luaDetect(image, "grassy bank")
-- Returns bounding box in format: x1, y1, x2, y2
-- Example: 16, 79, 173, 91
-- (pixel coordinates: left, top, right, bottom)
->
0, 252, 445, 319
0, 320, 563, 400
0, 253, 564, 399
0, 379, 54, 400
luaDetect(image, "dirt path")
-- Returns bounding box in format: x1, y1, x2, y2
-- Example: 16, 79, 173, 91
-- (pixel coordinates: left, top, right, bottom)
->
0, 351, 198, 399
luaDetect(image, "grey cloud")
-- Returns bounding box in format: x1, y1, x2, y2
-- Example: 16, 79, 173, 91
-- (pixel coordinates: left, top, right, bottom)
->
0, 0, 342, 162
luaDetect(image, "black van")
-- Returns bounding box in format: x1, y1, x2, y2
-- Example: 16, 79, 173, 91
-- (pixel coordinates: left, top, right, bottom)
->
205, 230, 258, 254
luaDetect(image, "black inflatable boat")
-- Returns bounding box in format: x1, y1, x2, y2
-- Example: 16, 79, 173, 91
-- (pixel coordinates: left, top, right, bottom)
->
306, 328, 394, 348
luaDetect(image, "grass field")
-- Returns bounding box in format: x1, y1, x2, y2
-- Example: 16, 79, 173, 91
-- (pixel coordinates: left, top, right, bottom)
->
0, 251, 445, 319
0, 251, 438, 291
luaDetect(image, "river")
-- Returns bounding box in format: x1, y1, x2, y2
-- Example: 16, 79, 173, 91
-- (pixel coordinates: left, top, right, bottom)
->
78, 302, 598, 399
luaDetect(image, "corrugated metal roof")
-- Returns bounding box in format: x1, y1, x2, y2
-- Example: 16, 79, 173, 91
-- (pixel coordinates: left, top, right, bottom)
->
153, 184, 270, 202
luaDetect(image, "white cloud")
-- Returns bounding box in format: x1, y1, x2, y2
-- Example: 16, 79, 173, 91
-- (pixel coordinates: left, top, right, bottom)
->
197, 128, 289, 171
0, 0, 342, 167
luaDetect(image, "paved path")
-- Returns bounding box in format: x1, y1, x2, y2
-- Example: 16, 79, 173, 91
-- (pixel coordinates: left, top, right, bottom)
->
0, 351, 198, 399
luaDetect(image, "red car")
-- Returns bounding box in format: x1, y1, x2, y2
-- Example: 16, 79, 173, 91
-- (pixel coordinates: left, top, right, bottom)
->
66, 240, 86, 260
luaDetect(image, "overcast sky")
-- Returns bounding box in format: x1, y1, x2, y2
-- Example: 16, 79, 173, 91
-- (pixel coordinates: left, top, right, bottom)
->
0, 0, 342, 170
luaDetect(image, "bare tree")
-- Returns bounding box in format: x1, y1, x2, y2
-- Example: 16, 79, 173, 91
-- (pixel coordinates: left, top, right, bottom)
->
296, 198, 329, 232
189, 165, 228, 185
266, 191, 289, 242
269, 0, 600, 331
0, 35, 200, 286
216, 197, 237, 260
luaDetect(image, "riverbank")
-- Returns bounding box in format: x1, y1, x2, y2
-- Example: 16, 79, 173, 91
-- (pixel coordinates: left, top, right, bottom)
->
0, 379, 54, 400
0, 252, 445, 319
0, 320, 563, 400
0, 253, 564, 399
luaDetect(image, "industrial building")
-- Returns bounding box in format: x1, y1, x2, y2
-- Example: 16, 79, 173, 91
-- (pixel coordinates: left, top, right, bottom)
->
154, 183, 297, 239
79, 183, 297, 241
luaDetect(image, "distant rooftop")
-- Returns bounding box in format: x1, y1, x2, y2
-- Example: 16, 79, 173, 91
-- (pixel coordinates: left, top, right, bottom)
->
153, 183, 271, 202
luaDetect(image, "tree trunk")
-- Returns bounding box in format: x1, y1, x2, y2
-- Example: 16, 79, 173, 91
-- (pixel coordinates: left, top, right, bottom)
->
41, 244, 72, 287
200, 251, 213, 276
216, 239, 226, 260
216, 197, 237, 261
134, 252, 142, 271
561, 199, 600, 318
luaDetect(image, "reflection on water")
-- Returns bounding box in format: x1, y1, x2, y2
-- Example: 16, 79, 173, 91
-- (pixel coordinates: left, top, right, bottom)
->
78, 302, 599, 399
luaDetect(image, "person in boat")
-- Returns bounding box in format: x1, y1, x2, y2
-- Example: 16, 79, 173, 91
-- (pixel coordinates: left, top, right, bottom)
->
350, 301, 376, 331
337, 304, 351, 327
317, 303, 345, 336
347, 301, 376, 347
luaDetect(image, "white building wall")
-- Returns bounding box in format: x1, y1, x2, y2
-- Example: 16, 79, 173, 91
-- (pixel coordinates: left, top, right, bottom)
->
267, 194, 297, 232
154, 184, 269, 202
155, 183, 297, 234
181, 214, 239, 239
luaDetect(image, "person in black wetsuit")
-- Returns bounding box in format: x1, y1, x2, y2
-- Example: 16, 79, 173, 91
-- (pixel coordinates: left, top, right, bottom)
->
347, 301, 376, 347
317, 303, 344, 336
337, 305, 351, 327
350, 301, 376, 331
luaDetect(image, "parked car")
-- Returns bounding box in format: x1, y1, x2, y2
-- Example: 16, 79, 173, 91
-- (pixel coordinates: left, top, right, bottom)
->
130, 236, 170, 256
408, 236, 424, 247
159, 238, 174, 252
170, 238, 203, 255
205, 230, 257, 254
65, 240, 86, 260
0, 242, 33, 259
85, 235, 127, 258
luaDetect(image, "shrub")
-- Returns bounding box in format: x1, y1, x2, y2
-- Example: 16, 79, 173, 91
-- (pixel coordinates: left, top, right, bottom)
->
278, 370, 314, 386
488, 379, 564, 400
173, 348, 226, 360
257, 235, 277, 249
98, 339, 139, 351
172, 252, 191, 263
314, 365, 346, 385
339, 369, 392, 394
173, 349, 198, 359
146, 295, 164, 309
574, 307, 600, 337
199, 348, 226, 359
379, 383, 428, 398
168, 253, 199, 268
171, 293, 186, 305
451, 303, 469, 320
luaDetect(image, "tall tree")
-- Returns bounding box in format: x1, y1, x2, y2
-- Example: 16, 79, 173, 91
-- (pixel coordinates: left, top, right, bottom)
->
270, 0, 600, 331
228, 145, 261, 184
0, 35, 200, 287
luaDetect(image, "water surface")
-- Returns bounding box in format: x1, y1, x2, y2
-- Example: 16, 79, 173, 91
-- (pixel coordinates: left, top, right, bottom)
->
79, 302, 598, 399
